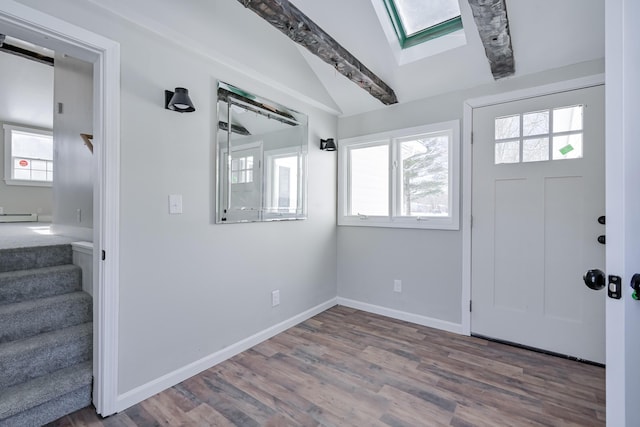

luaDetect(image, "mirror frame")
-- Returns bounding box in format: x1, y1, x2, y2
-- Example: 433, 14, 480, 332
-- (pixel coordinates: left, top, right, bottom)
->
216, 81, 308, 224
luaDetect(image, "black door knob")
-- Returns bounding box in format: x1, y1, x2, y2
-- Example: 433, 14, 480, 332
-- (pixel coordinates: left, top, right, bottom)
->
631, 274, 640, 293
598, 215, 606, 225
583, 269, 606, 290
597, 235, 606, 244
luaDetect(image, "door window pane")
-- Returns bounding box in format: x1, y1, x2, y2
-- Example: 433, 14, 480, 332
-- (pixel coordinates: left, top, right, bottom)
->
553, 134, 583, 160
495, 140, 520, 164
553, 105, 583, 132
230, 155, 254, 184
495, 115, 520, 139
494, 104, 584, 165
349, 144, 389, 216
523, 111, 549, 136
523, 138, 550, 162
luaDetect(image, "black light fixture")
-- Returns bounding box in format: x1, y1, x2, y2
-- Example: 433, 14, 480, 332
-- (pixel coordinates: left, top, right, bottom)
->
165, 87, 196, 113
320, 138, 337, 151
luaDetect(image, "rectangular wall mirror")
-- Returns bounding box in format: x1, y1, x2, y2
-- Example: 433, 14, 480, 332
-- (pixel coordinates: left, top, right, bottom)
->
216, 82, 308, 223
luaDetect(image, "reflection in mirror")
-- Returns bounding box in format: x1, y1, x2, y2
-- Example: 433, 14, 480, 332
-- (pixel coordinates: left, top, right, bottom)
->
216, 82, 308, 223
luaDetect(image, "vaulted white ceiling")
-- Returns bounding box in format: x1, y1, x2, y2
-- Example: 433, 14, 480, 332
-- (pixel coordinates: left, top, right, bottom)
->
85, 0, 604, 117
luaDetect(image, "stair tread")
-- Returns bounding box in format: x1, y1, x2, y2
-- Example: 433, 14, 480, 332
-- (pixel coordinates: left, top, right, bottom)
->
0, 322, 92, 357
0, 264, 80, 280
0, 361, 92, 420
0, 244, 73, 273
0, 322, 92, 390
0, 292, 92, 344
0, 291, 90, 316
0, 265, 82, 306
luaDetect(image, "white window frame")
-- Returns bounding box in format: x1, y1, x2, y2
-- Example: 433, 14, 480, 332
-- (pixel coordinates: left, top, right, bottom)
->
338, 120, 460, 230
3, 124, 53, 187
263, 146, 306, 221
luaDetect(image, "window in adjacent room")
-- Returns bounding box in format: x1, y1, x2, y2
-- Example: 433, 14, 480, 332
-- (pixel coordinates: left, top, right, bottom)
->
3, 124, 53, 187
383, 0, 463, 49
338, 120, 460, 230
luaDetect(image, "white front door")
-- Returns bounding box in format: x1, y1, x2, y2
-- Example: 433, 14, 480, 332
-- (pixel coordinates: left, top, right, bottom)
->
225, 144, 263, 222
471, 85, 605, 363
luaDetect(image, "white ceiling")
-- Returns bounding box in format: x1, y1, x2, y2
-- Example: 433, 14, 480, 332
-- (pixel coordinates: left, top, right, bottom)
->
85, 0, 604, 117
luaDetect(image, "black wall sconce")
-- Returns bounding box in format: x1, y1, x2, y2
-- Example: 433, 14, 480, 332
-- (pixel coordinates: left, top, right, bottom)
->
165, 87, 196, 113
320, 138, 337, 151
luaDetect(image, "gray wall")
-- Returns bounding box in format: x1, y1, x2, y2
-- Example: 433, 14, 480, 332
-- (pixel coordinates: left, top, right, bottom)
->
337, 59, 605, 326
14, 0, 338, 395
0, 52, 53, 216
52, 53, 94, 233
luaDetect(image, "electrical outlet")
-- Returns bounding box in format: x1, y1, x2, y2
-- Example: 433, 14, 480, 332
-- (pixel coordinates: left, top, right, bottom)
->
272, 290, 280, 307
394, 279, 402, 293
169, 194, 183, 214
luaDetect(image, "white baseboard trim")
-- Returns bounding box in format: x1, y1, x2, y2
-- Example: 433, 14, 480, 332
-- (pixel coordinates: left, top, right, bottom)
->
337, 297, 463, 335
115, 297, 338, 412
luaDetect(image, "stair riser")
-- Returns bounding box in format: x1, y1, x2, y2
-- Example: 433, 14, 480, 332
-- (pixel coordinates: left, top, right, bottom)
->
0, 294, 92, 344
0, 384, 92, 427
0, 266, 82, 306
0, 245, 72, 273
0, 330, 92, 389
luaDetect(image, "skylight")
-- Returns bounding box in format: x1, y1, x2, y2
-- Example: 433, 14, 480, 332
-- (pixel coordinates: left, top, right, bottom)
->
383, 0, 463, 49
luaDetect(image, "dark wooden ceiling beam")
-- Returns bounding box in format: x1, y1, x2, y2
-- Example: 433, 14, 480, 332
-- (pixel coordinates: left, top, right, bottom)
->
0, 34, 54, 66
467, 0, 515, 79
238, 0, 398, 105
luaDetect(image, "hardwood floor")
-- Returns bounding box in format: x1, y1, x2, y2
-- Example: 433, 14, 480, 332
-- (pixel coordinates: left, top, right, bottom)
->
48, 306, 605, 426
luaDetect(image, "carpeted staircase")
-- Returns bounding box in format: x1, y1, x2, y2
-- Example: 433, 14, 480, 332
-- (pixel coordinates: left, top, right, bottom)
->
0, 244, 93, 427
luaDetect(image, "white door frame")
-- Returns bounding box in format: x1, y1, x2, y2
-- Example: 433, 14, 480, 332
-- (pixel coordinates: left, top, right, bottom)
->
461, 74, 605, 336
0, 1, 121, 416
605, 0, 640, 425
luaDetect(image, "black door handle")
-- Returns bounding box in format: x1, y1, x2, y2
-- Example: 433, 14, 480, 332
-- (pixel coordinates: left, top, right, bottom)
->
583, 269, 606, 290
597, 235, 606, 245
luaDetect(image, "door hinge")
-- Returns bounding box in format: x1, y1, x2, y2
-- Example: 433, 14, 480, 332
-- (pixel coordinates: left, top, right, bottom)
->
469, 300, 472, 312
101, 250, 106, 261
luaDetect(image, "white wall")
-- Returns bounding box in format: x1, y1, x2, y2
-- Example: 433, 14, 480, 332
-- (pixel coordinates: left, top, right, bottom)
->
337, 59, 604, 327
52, 53, 93, 236
0, 52, 53, 216
13, 0, 338, 396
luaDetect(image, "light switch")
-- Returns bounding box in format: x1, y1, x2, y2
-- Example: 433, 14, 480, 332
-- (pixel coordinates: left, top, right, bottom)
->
168, 194, 183, 214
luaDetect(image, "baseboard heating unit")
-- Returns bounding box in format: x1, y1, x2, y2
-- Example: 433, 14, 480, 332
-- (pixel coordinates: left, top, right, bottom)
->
0, 213, 38, 223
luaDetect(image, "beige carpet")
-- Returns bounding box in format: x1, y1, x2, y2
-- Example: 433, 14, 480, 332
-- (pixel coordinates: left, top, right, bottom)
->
0, 223, 77, 250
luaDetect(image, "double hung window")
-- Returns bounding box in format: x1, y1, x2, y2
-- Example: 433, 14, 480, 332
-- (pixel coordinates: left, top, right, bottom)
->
3, 124, 53, 187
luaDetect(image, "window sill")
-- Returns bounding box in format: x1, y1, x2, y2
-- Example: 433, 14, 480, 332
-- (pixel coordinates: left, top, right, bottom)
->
338, 215, 459, 230
4, 179, 52, 188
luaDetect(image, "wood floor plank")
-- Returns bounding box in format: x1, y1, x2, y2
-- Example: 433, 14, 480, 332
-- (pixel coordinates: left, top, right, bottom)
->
49, 306, 605, 426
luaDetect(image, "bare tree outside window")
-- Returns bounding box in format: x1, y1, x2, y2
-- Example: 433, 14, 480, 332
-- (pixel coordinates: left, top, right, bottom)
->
400, 135, 449, 216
